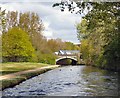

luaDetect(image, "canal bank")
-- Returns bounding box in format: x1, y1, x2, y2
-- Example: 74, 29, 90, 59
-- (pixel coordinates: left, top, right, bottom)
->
1, 65, 60, 90
3, 65, 118, 96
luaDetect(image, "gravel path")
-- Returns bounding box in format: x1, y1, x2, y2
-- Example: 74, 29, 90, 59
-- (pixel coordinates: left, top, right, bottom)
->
0, 65, 60, 80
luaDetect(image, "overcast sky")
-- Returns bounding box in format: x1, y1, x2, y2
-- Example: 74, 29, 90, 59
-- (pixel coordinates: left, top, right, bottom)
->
0, 0, 82, 44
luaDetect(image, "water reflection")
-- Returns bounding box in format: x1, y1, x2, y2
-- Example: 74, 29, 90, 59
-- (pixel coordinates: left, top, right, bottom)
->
3, 66, 118, 96
81, 66, 118, 96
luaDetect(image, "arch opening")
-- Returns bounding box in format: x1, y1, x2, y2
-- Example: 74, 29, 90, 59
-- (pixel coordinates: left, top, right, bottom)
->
56, 58, 77, 65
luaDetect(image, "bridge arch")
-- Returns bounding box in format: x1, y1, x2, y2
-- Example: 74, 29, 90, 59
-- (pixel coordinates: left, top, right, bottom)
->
56, 56, 77, 65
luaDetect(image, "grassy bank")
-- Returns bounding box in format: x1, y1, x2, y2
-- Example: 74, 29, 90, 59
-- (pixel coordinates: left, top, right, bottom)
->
0, 62, 59, 90
1, 62, 49, 75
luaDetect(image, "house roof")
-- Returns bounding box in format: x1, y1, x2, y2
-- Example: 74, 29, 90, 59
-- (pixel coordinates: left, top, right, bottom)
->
58, 50, 80, 55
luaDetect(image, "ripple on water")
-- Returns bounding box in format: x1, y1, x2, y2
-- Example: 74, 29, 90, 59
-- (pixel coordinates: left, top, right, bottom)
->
2, 66, 118, 96
28, 89, 46, 95
64, 82, 75, 86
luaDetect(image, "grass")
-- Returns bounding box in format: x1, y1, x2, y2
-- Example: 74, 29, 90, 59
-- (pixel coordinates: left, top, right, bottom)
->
0, 62, 49, 75
0, 68, 54, 90
0, 76, 26, 90
0, 62, 59, 90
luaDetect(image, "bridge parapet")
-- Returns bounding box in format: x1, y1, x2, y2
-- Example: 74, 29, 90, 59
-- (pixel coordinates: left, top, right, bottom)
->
57, 55, 77, 59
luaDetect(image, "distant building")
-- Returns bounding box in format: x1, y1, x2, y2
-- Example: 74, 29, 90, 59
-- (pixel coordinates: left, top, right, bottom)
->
55, 50, 80, 56
54, 52, 59, 55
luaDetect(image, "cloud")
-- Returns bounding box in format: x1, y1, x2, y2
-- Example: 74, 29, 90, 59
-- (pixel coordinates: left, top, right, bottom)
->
42, 21, 53, 38
47, 14, 81, 30
52, 29, 79, 43
0, 1, 81, 44
42, 31, 53, 38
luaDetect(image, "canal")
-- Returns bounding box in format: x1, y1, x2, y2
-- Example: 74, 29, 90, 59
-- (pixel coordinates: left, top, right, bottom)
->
3, 66, 118, 96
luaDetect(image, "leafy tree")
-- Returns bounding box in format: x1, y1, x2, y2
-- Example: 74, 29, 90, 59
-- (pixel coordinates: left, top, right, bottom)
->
2, 9, 81, 64
53, 0, 92, 15
5, 11, 44, 51
6, 11, 18, 30
19, 12, 44, 50
53, 1, 119, 70
0, 7, 6, 62
37, 53, 57, 65
0, 7, 6, 33
47, 39, 59, 52
65, 42, 80, 50
77, 2, 120, 71
3, 11, 45, 62
47, 38, 66, 52
2, 27, 36, 62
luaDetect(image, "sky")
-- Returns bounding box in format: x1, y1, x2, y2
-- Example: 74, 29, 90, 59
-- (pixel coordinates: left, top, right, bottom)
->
0, 0, 83, 44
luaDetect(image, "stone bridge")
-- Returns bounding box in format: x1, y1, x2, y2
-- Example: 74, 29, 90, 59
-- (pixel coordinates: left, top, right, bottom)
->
55, 50, 80, 65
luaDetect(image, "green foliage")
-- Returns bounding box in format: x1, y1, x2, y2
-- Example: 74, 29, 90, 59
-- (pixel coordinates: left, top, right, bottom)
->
37, 52, 57, 65
0, 7, 6, 32
52, 1, 92, 14
2, 10, 80, 64
3, 11, 45, 62
1, 62, 49, 75
2, 27, 36, 62
1, 76, 26, 90
1, 65, 58, 90
65, 42, 80, 50
77, 2, 120, 71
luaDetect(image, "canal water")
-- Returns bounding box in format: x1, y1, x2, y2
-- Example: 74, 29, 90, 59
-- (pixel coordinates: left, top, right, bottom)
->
3, 66, 118, 96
